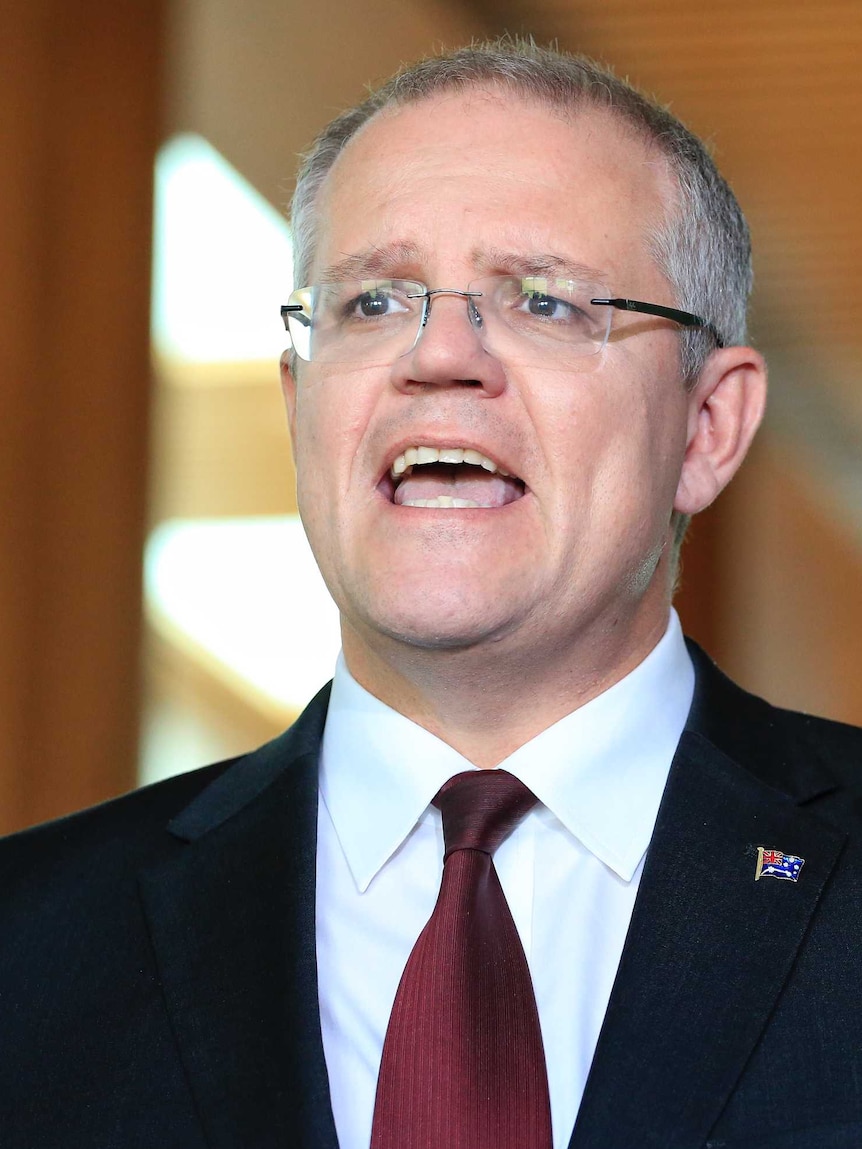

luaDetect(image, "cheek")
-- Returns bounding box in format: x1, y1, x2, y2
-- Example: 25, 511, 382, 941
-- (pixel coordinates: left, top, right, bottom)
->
541, 386, 630, 491
291, 388, 336, 536
549, 386, 682, 540
292, 376, 374, 522
293, 377, 344, 473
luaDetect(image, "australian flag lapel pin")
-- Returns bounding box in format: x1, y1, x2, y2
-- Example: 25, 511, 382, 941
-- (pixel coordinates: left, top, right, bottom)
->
755, 846, 805, 883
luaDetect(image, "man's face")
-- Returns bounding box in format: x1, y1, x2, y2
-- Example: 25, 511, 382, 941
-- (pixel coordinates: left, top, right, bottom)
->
283, 91, 697, 674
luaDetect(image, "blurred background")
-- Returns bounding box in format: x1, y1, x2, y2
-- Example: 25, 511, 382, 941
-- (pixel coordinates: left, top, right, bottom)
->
2, 0, 861, 834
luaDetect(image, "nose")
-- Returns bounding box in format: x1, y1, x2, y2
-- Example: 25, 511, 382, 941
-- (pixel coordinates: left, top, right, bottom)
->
390, 289, 507, 398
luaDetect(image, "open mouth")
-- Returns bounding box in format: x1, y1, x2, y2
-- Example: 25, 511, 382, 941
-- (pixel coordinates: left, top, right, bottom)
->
383, 446, 526, 509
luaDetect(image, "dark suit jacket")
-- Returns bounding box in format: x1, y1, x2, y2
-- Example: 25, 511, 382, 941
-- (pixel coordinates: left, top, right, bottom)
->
1, 643, 861, 1148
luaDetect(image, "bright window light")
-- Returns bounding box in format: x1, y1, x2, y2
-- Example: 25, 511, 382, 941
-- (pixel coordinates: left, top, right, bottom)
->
144, 137, 336, 782
146, 517, 340, 712
151, 133, 293, 362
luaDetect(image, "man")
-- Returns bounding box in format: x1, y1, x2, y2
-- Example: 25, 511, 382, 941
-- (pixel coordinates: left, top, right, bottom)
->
1, 39, 860, 1149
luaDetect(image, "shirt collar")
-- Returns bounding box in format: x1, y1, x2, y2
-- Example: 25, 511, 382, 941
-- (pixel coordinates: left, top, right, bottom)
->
319, 610, 694, 891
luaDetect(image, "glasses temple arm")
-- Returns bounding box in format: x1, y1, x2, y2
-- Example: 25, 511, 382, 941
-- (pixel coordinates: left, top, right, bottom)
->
590, 297, 725, 348
280, 304, 311, 329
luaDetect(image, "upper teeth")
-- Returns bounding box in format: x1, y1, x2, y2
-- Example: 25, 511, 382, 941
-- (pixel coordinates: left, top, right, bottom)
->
390, 446, 507, 478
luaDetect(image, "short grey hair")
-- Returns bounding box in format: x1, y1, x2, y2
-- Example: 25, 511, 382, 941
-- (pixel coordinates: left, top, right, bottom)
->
290, 37, 753, 385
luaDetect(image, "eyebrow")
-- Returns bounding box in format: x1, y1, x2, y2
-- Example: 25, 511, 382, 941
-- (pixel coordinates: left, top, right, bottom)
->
317, 242, 427, 284
472, 247, 611, 287
315, 242, 611, 288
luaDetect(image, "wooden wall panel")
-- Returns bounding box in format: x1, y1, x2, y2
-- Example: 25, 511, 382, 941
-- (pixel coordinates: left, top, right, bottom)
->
0, 0, 162, 833
719, 436, 862, 724
164, 0, 489, 216
0, 1, 49, 827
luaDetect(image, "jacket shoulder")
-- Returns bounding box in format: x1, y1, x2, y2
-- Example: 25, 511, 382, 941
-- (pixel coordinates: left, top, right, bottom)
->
686, 639, 862, 800
0, 757, 235, 889
0, 681, 331, 887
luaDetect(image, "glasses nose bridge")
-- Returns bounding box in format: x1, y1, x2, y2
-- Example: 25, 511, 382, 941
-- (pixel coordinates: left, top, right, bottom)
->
423, 287, 482, 301
415, 285, 484, 343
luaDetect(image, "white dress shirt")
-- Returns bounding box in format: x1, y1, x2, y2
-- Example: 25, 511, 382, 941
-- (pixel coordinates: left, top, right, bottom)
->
316, 610, 695, 1149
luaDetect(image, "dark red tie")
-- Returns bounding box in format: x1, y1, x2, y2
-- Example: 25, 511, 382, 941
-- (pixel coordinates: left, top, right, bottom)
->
370, 769, 553, 1149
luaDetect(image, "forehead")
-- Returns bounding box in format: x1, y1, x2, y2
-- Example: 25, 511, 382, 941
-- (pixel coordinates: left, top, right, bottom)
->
311, 90, 675, 287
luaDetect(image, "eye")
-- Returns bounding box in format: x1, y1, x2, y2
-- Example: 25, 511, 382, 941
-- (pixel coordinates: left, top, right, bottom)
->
341, 281, 415, 322
355, 291, 395, 318
501, 276, 594, 330
521, 291, 579, 322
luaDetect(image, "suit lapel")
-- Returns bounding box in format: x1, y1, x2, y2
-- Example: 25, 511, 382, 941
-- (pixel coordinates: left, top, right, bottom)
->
138, 687, 339, 1149
570, 650, 846, 1149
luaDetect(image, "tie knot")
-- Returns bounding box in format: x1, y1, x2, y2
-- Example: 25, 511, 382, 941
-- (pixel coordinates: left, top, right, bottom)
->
433, 770, 538, 858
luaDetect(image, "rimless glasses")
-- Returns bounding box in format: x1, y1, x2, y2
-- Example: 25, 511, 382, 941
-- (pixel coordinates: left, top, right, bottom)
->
280, 275, 724, 366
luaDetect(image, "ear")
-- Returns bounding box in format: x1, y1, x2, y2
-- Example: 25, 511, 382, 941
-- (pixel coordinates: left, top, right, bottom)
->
280, 350, 298, 447
674, 345, 767, 516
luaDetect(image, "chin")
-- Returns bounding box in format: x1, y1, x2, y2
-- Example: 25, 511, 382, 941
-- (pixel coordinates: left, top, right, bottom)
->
356, 595, 517, 654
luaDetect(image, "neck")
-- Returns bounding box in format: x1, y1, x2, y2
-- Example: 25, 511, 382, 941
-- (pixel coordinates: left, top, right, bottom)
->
341, 606, 671, 768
